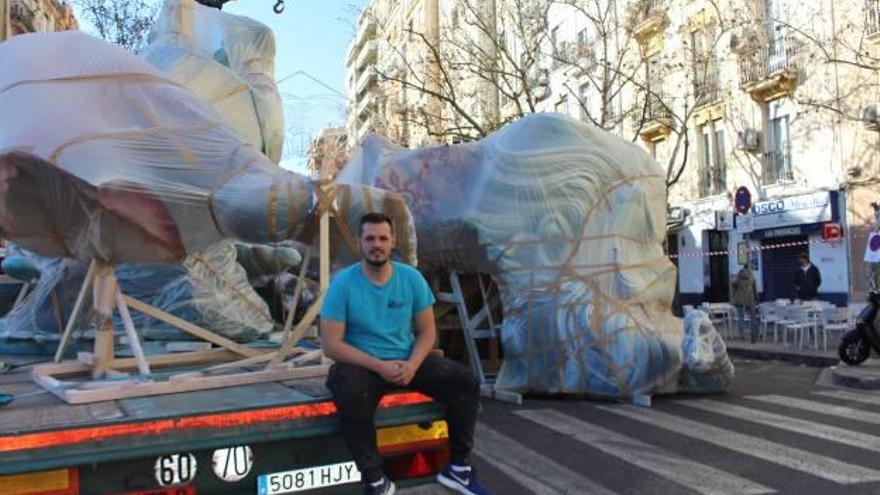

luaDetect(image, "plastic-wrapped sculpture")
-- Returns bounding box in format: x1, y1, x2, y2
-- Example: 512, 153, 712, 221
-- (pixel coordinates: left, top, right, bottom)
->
143, 0, 284, 164
0, 0, 296, 346
338, 113, 734, 397
0, 31, 415, 294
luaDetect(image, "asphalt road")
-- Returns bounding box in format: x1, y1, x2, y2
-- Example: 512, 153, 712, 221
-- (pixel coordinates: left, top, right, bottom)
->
403, 357, 880, 495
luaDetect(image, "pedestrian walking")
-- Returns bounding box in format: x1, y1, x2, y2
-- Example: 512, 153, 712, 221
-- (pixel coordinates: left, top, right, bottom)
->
731, 264, 758, 342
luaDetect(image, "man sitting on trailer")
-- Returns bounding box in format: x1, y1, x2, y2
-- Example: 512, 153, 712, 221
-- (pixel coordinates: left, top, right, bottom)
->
321, 212, 492, 495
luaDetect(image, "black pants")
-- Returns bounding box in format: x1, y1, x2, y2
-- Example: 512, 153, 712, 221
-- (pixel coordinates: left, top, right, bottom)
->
326, 356, 480, 483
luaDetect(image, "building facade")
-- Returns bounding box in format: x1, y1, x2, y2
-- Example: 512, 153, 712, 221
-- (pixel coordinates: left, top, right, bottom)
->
6, 0, 77, 38
348, 0, 880, 307
497, 0, 876, 308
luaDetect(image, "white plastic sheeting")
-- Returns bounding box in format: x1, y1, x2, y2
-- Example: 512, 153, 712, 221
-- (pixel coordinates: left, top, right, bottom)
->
143, 0, 284, 163
0, 31, 416, 265
0, 242, 274, 343
338, 113, 734, 397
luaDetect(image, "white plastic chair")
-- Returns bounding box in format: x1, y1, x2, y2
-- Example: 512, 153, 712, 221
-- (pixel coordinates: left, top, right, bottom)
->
820, 307, 851, 351
757, 303, 778, 341
779, 306, 818, 348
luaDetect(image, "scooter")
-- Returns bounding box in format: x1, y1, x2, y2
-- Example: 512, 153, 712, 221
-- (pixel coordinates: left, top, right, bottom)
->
838, 291, 880, 365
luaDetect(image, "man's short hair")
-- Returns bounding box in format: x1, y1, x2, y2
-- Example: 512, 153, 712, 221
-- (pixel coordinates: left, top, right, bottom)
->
798, 252, 809, 261
359, 212, 394, 236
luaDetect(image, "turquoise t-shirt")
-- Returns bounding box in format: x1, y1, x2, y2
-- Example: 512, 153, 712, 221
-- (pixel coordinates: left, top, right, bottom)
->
320, 261, 436, 360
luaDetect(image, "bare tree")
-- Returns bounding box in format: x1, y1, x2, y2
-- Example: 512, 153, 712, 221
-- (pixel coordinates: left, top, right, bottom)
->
362, 0, 554, 144
76, 0, 158, 51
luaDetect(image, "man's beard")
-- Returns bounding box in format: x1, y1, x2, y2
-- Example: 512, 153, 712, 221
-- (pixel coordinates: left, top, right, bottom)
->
364, 250, 389, 268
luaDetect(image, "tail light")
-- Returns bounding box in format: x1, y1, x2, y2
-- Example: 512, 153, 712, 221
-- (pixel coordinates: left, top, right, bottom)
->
377, 420, 450, 481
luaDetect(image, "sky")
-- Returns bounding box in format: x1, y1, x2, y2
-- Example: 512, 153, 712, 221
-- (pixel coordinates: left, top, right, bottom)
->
224, 0, 367, 173
74, 0, 367, 175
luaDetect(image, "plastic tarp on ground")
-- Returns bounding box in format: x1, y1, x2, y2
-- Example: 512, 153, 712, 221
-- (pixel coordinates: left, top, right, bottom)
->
338, 113, 734, 397
0, 31, 416, 266
143, 0, 284, 163
0, 241, 274, 343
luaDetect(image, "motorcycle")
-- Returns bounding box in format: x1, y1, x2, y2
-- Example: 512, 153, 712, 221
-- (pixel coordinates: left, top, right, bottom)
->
838, 291, 880, 365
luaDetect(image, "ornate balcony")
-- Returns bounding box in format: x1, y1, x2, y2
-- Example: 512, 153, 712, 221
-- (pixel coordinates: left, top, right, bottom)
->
10, 0, 37, 33
739, 36, 800, 102
633, 95, 673, 142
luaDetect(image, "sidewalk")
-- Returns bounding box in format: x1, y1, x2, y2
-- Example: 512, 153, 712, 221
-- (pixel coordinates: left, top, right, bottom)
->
724, 337, 880, 390
725, 339, 839, 367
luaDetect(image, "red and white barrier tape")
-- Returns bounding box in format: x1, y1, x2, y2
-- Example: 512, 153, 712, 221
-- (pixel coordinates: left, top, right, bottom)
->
670, 239, 828, 259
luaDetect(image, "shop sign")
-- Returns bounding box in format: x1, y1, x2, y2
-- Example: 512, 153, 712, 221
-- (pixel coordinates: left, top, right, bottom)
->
763, 226, 803, 238
822, 222, 842, 242
750, 191, 832, 230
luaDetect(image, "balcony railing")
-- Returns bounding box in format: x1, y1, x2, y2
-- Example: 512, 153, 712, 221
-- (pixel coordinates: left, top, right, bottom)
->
739, 36, 800, 87
637, 96, 672, 121
694, 74, 721, 107
10, 0, 36, 32
631, 94, 673, 140
868, 0, 880, 36
699, 167, 726, 197
633, 0, 665, 26
763, 150, 794, 184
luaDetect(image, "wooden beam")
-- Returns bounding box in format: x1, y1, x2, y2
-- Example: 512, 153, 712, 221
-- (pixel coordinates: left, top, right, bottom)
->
282, 247, 312, 342
55, 260, 96, 363
76, 348, 259, 370
122, 295, 260, 358
32, 360, 92, 377
115, 288, 150, 375
60, 364, 330, 404
268, 291, 325, 367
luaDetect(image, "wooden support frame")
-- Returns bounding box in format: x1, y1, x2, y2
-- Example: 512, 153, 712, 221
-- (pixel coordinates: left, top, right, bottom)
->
32, 187, 337, 404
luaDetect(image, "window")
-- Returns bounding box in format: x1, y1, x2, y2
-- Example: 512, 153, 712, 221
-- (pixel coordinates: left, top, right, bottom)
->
869, 0, 880, 36
691, 29, 719, 106
579, 83, 590, 122
714, 127, 726, 190
698, 120, 726, 196
577, 28, 592, 59
555, 95, 569, 115
767, 114, 792, 183
451, 7, 459, 28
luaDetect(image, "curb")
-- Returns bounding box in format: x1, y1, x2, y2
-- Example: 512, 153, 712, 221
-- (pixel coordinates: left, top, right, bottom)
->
830, 366, 880, 390
726, 346, 839, 368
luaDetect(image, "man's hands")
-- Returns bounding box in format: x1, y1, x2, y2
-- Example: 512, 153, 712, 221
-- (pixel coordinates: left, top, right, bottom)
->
376, 360, 419, 386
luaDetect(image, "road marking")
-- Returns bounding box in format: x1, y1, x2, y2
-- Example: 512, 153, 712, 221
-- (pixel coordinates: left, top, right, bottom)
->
474, 422, 619, 495
596, 404, 880, 484
515, 409, 774, 495
813, 389, 880, 407
748, 395, 880, 425
681, 399, 880, 452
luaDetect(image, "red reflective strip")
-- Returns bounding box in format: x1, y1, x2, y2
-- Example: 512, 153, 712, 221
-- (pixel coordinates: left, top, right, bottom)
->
0, 392, 431, 453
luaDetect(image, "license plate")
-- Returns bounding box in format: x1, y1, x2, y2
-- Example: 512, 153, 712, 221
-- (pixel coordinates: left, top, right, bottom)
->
257, 461, 361, 494
112, 486, 195, 495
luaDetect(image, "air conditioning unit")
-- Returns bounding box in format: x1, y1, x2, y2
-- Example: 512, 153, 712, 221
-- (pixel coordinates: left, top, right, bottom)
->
737, 129, 762, 152
863, 103, 880, 132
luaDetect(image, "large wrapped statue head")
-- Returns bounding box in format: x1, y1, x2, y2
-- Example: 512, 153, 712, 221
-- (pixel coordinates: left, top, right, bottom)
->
339, 113, 733, 397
